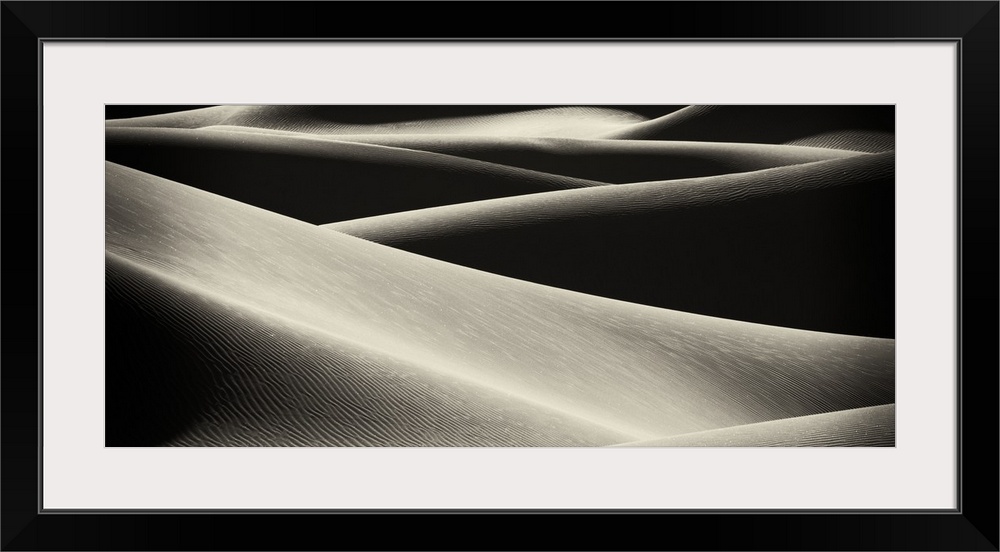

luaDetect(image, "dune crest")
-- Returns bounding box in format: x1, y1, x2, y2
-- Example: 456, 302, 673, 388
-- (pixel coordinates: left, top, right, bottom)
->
105, 127, 607, 223
615, 405, 895, 447
106, 105, 654, 138
105, 104, 896, 447
327, 153, 895, 337
187, 129, 863, 182
107, 162, 893, 446
600, 105, 895, 146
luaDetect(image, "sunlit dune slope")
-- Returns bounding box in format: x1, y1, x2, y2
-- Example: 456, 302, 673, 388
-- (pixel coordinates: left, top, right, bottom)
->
328, 153, 895, 338
600, 105, 894, 149
107, 254, 628, 447
104, 105, 656, 138
785, 130, 895, 153
105, 127, 606, 224
615, 404, 895, 447
106, 104, 893, 152
189, 129, 860, 183
106, 162, 893, 446
106, 125, 863, 223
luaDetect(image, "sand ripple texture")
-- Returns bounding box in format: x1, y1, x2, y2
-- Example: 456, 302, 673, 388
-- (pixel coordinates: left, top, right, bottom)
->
105, 105, 896, 447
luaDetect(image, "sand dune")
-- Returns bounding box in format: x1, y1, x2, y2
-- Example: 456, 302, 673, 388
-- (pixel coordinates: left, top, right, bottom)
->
191, 129, 862, 183
105, 105, 659, 138
107, 253, 627, 447
106, 162, 894, 446
105, 104, 895, 447
106, 125, 863, 220
600, 105, 895, 145
785, 130, 895, 153
106, 104, 894, 149
328, 153, 895, 337
105, 127, 606, 223
616, 404, 895, 447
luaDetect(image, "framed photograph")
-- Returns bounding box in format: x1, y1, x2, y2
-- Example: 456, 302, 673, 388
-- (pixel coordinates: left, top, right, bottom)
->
4, 2, 997, 550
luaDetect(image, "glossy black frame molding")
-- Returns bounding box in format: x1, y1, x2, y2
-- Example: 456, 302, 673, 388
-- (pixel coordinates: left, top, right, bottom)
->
2, 2, 997, 551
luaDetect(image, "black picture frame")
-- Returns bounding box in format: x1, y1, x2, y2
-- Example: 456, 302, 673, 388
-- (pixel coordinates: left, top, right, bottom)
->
2, 2, 997, 550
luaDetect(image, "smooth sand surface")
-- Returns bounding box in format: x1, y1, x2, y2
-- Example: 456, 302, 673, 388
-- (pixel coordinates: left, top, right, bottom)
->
105, 105, 653, 138
785, 130, 895, 152
106, 127, 607, 224
106, 105, 893, 150
616, 404, 895, 447
107, 162, 894, 446
327, 153, 895, 337
599, 105, 895, 144
105, 104, 896, 447
185, 128, 864, 183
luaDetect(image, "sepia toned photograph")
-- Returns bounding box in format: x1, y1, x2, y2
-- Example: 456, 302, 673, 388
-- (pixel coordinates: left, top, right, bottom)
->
105, 105, 895, 447
11, 2, 990, 546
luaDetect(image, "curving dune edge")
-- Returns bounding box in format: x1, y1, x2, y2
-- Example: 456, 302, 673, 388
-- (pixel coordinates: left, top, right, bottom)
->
105, 105, 896, 447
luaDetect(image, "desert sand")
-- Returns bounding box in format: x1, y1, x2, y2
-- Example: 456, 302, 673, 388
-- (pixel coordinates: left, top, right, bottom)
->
105, 105, 896, 447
